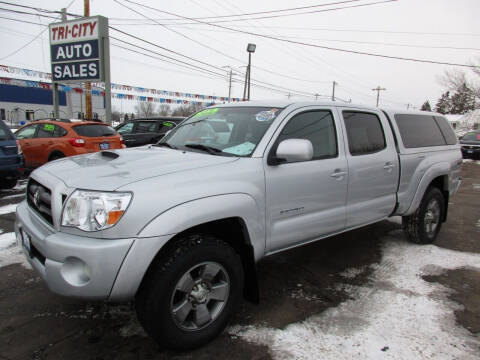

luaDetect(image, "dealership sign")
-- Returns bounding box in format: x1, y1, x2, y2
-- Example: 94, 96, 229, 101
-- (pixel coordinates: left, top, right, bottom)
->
49, 16, 108, 83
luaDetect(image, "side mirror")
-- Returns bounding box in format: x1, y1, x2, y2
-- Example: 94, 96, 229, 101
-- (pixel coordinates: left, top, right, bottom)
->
271, 139, 313, 165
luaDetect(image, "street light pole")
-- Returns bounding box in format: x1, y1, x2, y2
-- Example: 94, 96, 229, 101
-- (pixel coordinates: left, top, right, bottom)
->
245, 43, 256, 101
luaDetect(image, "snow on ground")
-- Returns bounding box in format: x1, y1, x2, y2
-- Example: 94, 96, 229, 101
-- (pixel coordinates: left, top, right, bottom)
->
229, 230, 480, 360
0, 203, 17, 215
0, 231, 30, 269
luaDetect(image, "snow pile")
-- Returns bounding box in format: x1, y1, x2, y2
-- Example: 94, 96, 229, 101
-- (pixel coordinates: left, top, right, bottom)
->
0, 231, 30, 269
0, 204, 17, 215
229, 230, 480, 359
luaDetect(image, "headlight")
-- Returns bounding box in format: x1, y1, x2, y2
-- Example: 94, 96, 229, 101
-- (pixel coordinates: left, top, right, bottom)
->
62, 190, 132, 231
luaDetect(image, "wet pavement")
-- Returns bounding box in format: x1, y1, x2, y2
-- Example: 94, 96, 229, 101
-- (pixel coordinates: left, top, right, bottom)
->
0, 162, 479, 360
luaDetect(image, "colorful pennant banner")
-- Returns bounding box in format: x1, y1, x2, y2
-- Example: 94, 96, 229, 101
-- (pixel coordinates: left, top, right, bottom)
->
0, 64, 242, 103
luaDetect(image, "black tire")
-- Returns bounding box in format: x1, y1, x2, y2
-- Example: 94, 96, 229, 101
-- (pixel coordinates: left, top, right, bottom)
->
135, 234, 244, 350
48, 153, 65, 162
402, 187, 445, 244
0, 177, 17, 189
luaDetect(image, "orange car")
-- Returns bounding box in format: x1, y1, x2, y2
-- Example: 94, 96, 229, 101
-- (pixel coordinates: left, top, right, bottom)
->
15, 119, 125, 169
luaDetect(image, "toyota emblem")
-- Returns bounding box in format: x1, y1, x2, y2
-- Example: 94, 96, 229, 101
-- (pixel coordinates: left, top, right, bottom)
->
33, 190, 40, 207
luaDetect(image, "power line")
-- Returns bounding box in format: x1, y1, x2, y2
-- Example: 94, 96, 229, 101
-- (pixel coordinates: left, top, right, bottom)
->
0, 15, 47, 26
0, 7, 58, 19
112, 0, 365, 21
112, 0, 399, 25
121, 0, 477, 68
0, 0, 77, 61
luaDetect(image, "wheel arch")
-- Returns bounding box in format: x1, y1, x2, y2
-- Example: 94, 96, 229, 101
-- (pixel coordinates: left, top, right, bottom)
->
48, 149, 65, 161
405, 166, 450, 222
110, 194, 264, 303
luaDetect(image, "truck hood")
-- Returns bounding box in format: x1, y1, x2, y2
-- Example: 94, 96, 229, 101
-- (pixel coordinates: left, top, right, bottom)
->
38, 147, 238, 191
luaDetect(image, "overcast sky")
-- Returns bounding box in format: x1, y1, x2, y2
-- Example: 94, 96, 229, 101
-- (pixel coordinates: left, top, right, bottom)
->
1, 0, 479, 112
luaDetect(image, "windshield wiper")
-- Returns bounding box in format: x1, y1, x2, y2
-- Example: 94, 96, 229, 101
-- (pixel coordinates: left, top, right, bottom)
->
184, 143, 223, 155
154, 142, 178, 149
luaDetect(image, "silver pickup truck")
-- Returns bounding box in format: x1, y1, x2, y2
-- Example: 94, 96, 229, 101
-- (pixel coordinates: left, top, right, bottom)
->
15, 101, 462, 349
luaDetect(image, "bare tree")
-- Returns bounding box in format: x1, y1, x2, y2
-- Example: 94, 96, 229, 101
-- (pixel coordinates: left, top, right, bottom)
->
158, 104, 171, 116
171, 103, 205, 117
134, 101, 157, 117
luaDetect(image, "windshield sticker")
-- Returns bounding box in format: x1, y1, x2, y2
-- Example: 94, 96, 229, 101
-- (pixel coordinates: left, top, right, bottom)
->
255, 108, 279, 122
43, 124, 55, 132
163, 121, 174, 127
223, 141, 256, 156
193, 108, 219, 118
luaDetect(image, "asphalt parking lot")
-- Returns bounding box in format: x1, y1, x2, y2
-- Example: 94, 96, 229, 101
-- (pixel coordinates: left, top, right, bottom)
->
1, 161, 479, 360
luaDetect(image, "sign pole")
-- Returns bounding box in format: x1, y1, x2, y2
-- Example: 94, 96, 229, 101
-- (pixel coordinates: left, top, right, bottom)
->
103, 25, 112, 124
52, 8, 67, 119
84, 0, 92, 120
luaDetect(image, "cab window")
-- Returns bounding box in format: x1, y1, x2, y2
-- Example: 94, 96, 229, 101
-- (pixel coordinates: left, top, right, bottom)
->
276, 110, 337, 160
37, 123, 57, 138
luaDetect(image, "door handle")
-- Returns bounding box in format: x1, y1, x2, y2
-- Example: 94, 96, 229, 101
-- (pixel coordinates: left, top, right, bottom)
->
383, 162, 394, 171
330, 169, 347, 178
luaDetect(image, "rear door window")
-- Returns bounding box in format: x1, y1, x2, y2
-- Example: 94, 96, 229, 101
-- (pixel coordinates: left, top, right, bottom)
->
158, 121, 176, 133
394, 114, 446, 148
36, 123, 56, 138
343, 111, 386, 156
73, 124, 116, 137
135, 121, 157, 133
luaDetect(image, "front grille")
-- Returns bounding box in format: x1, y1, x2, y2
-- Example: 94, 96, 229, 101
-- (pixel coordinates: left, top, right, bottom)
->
27, 179, 53, 226
462, 145, 480, 149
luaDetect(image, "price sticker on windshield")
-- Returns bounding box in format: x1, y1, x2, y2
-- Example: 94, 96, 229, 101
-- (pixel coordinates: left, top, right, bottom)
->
44, 124, 55, 132
193, 108, 219, 118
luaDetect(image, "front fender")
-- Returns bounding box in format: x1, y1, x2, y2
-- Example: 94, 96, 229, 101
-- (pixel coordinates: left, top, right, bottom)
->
403, 162, 450, 216
138, 193, 265, 258
109, 193, 265, 301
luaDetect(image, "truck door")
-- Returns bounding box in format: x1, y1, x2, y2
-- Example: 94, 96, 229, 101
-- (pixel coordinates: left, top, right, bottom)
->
264, 106, 348, 253
339, 109, 399, 228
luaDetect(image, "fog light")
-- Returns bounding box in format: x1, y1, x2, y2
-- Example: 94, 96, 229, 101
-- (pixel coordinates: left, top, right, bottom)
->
60, 257, 91, 286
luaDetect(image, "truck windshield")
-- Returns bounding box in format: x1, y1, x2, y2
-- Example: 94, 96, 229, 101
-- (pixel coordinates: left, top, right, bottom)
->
158, 106, 283, 156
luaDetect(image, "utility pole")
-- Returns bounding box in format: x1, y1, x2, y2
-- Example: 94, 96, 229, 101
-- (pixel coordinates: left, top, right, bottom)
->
331, 81, 337, 101
286, 92, 292, 99
315, 93, 319, 100
372, 86, 386, 107
228, 68, 232, 101
242, 66, 248, 101
84, 0, 92, 120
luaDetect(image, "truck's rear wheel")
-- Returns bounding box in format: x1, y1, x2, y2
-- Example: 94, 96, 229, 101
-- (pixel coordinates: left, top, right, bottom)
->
402, 187, 445, 244
135, 235, 244, 350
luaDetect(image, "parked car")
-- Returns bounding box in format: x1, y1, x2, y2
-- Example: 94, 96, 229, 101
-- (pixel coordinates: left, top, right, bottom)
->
15, 102, 461, 350
459, 130, 480, 159
15, 119, 125, 169
115, 117, 184, 147
0, 119, 23, 189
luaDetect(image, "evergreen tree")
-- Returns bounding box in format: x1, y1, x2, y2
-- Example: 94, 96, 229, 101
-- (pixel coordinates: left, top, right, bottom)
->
450, 83, 475, 114
434, 91, 452, 114
420, 100, 432, 111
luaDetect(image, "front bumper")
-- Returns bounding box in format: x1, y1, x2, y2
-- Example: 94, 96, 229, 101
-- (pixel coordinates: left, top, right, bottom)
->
15, 201, 135, 300
461, 146, 480, 158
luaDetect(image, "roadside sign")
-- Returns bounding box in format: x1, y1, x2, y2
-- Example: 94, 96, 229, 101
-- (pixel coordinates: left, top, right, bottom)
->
49, 16, 109, 83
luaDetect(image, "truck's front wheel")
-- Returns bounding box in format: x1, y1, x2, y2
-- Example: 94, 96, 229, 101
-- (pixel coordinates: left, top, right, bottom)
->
135, 235, 244, 350
402, 187, 445, 244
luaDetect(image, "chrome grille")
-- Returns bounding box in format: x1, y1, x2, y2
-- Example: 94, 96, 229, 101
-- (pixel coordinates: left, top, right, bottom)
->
27, 179, 53, 226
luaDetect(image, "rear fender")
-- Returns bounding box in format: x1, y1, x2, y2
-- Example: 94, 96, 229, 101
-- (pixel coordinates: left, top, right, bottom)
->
403, 162, 450, 216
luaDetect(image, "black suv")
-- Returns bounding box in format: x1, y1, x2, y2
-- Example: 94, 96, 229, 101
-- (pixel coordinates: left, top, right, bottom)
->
115, 117, 184, 147
0, 119, 23, 189
460, 130, 480, 159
